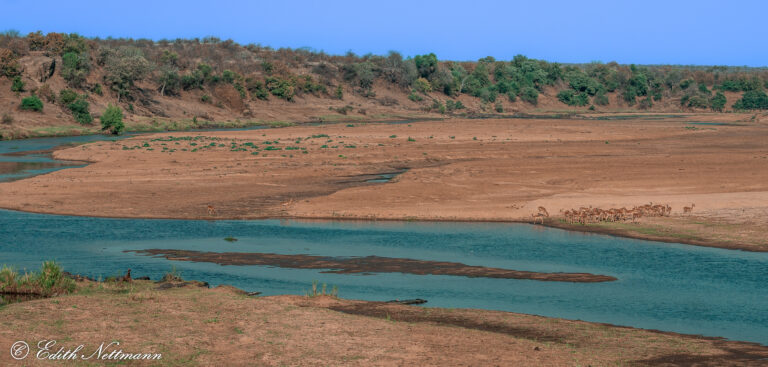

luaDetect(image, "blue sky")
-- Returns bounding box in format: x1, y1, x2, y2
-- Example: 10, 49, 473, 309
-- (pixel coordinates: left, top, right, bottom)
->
1, 0, 765, 66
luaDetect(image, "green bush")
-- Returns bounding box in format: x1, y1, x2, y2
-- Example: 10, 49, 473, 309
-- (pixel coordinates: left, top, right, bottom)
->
710, 92, 727, 112
494, 101, 504, 113
520, 87, 538, 105
335, 85, 343, 100
61, 51, 91, 88
100, 103, 124, 134
408, 90, 423, 102
68, 97, 93, 124
413, 77, 432, 93
91, 83, 103, 96
59, 89, 78, 105
265, 77, 295, 101
11, 76, 24, 92
246, 78, 269, 100
181, 71, 204, 90
557, 90, 573, 105
446, 100, 465, 112
222, 69, 238, 84
732, 90, 768, 110
20, 95, 43, 112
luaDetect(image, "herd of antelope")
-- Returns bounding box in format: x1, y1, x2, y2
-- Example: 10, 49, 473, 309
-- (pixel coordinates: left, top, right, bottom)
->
532, 203, 696, 225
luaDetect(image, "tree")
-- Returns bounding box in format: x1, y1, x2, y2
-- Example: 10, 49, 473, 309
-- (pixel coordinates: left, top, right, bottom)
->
413, 53, 438, 79
61, 51, 91, 88
103, 47, 151, 102
156, 66, 180, 96
733, 90, 768, 110
100, 104, 124, 135
710, 92, 727, 112
20, 96, 43, 112
68, 97, 93, 124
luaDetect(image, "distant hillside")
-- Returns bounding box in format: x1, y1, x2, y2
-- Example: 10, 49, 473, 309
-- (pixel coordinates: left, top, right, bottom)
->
1, 31, 768, 139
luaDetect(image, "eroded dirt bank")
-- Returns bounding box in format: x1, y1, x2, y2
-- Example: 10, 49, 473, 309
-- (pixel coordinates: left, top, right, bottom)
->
0, 114, 767, 251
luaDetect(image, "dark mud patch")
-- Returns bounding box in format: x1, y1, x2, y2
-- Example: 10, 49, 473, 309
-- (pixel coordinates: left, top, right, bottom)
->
632, 341, 768, 366
0, 293, 46, 306
126, 249, 617, 282
328, 301, 569, 343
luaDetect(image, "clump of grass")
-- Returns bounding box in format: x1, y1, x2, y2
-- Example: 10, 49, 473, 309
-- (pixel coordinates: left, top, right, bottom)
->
160, 266, 183, 282
224, 237, 238, 242
305, 280, 338, 298
0, 261, 75, 296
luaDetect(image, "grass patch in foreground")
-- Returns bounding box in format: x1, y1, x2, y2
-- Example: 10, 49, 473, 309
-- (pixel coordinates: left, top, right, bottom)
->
0, 261, 75, 296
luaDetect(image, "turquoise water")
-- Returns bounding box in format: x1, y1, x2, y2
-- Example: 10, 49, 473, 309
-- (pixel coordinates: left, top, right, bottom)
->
0, 209, 766, 344
0, 134, 136, 182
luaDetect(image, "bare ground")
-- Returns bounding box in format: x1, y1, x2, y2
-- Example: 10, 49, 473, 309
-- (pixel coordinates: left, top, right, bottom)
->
1, 114, 767, 251
1, 281, 766, 366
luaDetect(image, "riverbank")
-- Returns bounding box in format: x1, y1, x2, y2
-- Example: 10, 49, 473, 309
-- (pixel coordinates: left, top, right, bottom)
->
2, 277, 767, 366
0, 115, 766, 252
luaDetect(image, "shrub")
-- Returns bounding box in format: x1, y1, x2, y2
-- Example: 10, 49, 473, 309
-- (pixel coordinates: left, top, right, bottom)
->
495, 101, 504, 113
431, 100, 446, 114
222, 69, 238, 84
684, 94, 709, 109
201, 94, 211, 103
2, 113, 13, 124
638, 96, 653, 109
61, 51, 91, 88
732, 90, 768, 110
710, 92, 727, 112
335, 85, 343, 100
100, 103, 124, 134
11, 76, 24, 92
68, 97, 93, 124
181, 71, 204, 90
265, 77, 295, 101
0, 48, 21, 77
59, 89, 78, 105
557, 90, 575, 105
413, 77, 432, 93
408, 90, 423, 102
91, 83, 103, 96
593, 92, 610, 106
246, 79, 269, 101
446, 100, 465, 112
20, 95, 43, 111
520, 87, 538, 105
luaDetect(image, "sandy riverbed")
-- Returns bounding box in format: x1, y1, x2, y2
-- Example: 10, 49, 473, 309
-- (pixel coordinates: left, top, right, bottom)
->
1, 114, 766, 251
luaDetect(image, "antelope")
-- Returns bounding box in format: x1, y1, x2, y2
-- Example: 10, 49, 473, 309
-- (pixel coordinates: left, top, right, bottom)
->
207, 205, 217, 216
537, 206, 550, 218
531, 213, 546, 224
683, 203, 695, 214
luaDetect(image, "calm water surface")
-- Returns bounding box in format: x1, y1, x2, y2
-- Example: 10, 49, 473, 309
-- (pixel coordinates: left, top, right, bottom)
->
0, 210, 766, 344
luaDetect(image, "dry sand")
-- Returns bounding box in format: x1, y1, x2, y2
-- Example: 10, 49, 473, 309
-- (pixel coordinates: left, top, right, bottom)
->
1, 114, 766, 251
